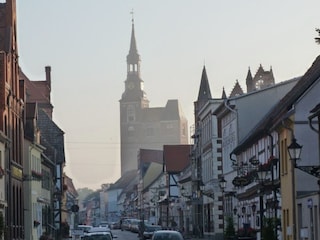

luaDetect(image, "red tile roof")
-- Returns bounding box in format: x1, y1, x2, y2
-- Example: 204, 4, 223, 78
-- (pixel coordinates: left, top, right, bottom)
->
163, 145, 192, 173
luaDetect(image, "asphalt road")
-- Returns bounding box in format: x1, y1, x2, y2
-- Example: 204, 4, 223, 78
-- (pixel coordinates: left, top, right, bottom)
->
112, 229, 140, 240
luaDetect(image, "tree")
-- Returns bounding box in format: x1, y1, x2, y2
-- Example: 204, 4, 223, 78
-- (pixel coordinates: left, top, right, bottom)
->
225, 216, 236, 239
315, 28, 320, 45
0, 212, 3, 238
262, 218, 277, 240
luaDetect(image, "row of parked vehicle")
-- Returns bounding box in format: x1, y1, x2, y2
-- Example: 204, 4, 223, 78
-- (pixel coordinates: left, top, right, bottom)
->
121, 218, 147, 233
77, 225, 118, 240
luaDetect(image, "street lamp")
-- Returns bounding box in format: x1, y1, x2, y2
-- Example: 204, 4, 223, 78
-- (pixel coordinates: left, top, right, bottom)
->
288, 137, 302, 240
219, 176, 227, 191
257, 164, 270, 239
288, 138, 303, 166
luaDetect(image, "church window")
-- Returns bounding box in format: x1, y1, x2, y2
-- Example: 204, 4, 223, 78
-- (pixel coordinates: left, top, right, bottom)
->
127, 105, 135, 122
255, 79, 264, 90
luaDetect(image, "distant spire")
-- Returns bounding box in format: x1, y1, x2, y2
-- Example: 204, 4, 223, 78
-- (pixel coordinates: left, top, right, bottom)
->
246, 67, 253, 93
222, 87, 227, 99
246, 67, 253, 83
197, 65, 212, 101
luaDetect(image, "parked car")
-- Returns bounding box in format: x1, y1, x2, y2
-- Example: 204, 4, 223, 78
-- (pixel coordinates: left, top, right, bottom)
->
87, 226, 117, 239
143, 224, 162, 239
151, 230, 184, 240
130, 219, 141, 233
109, 221, 120, 229
81, 231, 113, 240
121, 218, 133, 231
77, 225, 93, 237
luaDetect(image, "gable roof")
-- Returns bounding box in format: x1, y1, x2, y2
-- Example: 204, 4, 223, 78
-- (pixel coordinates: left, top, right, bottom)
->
229, 80, 244, 97
37, 109, 65, 164
108, 169, 137, 190
20, 68, 52, 108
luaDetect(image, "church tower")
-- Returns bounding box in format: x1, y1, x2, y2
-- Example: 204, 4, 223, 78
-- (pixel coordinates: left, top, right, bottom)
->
119, 18, 188, 176
120, 17, 149, 175
246, 65, 275, 92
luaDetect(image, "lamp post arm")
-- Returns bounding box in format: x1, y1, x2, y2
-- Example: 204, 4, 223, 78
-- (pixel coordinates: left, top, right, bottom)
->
308, 112, 319, 134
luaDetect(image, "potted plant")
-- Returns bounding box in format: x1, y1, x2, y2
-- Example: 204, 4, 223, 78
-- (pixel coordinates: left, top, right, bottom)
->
237, 224, 257, 240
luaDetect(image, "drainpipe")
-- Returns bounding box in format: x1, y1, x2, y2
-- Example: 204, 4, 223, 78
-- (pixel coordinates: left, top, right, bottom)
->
308, 111, 320, 240
281, 120, 297, 240
267, 133, 278, 239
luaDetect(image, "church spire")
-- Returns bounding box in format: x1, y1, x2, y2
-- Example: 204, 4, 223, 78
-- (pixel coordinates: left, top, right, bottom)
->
195, 66, 212, 115
197, 65, 212, 101
127, 11, 141, 77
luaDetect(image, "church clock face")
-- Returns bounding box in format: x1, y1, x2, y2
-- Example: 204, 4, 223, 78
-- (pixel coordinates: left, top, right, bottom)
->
128, 82, 134, 90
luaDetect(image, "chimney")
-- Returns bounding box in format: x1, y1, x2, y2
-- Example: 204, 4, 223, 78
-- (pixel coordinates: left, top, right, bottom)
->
45, 66, 51, 90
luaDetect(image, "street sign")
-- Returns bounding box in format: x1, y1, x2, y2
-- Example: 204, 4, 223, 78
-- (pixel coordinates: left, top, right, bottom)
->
71, 204, 80, 212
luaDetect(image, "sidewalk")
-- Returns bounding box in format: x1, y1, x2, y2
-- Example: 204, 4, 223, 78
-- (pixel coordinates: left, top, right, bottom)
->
189, 237, 214, 240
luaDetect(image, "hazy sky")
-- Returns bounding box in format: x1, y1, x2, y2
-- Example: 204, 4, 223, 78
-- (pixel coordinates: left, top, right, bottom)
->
16, 1, 320, 190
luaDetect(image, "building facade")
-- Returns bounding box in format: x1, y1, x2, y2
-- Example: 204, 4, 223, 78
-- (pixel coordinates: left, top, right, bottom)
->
0, 1, 25, 239
193, 66, 224, 239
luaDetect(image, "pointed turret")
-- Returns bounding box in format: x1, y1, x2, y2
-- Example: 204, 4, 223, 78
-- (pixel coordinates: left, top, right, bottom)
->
246, 67, 253, 92
222, 87, 227, 99
269, 66, 275, 81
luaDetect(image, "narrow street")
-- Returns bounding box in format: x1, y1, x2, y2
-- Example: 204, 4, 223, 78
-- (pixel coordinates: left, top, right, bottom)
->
112, 229, 139, 240
110, 229, 212, 240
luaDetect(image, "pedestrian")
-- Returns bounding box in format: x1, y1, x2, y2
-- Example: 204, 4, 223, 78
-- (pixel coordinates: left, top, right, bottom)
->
120, 218, 123, 231
138, 220, 145, 239
39, 233, 49, 240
